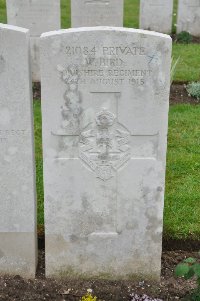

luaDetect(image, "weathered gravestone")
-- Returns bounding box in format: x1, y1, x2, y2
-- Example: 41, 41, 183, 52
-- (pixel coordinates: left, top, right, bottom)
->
6, 0, 61, 81
40, 27, 172, 279
71, 0, 123, 27
140, 0, 173, 34
177, 0, 200, 36
0, 24, 37, 278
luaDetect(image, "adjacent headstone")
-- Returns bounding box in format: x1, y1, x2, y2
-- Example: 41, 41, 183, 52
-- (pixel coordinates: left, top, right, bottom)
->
6, 0, 61, 81
177, 0, 200, 36
0, 23, 37, 278
40, 27, 172, 279
71, 0, 124, 27
140, 0, 173, 34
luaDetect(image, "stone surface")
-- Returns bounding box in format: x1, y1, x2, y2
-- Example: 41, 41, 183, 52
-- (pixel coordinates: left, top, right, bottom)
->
71, 0, 123, 27
6, 0, 60, 36
30, 37, 40, 82
40, 27, 172, 279
140, 0, 173, 34
177, 0, 200, 36
6, 0, 61, 81
0, 23, 37, 278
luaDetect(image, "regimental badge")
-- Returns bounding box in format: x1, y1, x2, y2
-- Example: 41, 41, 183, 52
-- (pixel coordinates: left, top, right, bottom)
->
79, 108, 131, 181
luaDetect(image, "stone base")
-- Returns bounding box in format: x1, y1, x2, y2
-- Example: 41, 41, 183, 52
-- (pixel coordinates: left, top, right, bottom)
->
0, 232, 37, 278
45, 233, 161, 281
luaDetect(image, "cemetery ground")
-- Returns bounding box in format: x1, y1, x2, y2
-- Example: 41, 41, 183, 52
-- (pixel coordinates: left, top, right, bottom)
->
1, 96, 196, 300
7, 68, 199, 300
0, 250, 198, 301
1, 1, 200, 300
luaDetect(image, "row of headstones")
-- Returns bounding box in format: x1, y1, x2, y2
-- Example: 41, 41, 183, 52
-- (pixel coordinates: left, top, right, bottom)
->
0, 22, 172, 279
5, 0, 200, 82
140, 0, 200, 36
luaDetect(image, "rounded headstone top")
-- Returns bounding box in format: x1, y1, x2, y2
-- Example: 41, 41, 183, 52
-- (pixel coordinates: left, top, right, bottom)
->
40, 26, 172, 41
0, 23, 29, 33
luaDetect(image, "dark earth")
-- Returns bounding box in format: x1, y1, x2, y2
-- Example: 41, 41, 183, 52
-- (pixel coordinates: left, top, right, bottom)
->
170, 83, 200, 105
171, 34, 200, 44
1, 83, 198, 301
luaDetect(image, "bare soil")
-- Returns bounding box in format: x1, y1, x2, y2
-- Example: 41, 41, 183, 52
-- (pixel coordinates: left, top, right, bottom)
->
170, 83, 199, 105
171, 34, 200, 44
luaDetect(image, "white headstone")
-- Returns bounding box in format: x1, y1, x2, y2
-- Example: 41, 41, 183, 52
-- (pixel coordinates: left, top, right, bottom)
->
40, 27, 172, 280
6, 0, 61, 81
0, 23, 37, 278
177, 0, 200, 36
140, 0, 173, 34
71, 0, 124, 27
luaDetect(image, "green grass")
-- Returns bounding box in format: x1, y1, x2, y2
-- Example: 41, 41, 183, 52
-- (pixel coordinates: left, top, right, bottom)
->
124, 0, 140, 29
164, 104, 200, 239
0, 0, 200, 82
33, 101, 200, 239
172, 44, 200, 82
172, 0, 178, 33
34, 101, 44, 226
61, 0, 71, 28
0, 0, 6, 23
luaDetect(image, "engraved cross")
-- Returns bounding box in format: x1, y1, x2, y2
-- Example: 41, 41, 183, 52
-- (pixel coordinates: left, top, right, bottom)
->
52, 91, 159, 181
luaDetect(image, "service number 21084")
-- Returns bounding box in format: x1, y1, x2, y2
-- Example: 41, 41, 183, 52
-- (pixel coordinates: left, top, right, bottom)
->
65, 46, 97, 56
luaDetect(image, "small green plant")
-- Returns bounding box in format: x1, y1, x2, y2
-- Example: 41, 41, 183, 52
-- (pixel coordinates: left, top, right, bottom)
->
170, 56, 180, 85
183, 290, 200, 301
175, 254, 200, 300
177, 31, 192, 44
186, 82, 200, 101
